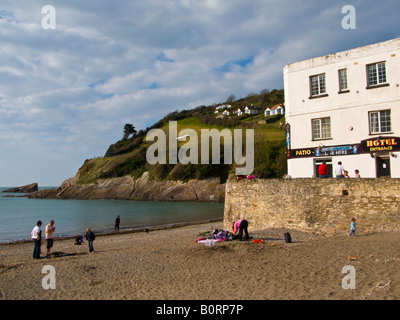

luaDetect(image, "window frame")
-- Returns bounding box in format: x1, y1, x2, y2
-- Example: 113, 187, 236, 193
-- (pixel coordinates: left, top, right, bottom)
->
309, 73, 328, 98
368, 109, 392, 135
338, 69, 349, 93
312, 117, 332, 141
366, 61, 389, 89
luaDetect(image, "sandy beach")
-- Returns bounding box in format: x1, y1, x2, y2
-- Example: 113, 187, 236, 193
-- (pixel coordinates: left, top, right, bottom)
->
1, 221, 400, 300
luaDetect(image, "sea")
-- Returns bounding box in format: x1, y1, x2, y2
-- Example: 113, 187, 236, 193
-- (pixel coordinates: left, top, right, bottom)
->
0, 187, 224, 244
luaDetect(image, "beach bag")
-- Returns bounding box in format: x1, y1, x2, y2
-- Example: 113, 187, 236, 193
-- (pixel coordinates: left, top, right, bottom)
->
284, 232, 292, 243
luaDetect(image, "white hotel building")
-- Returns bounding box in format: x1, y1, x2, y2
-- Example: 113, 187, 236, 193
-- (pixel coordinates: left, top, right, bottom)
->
284, 38, 400, 178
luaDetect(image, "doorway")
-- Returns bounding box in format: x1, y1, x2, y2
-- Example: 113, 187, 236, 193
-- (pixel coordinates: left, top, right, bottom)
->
376, 156, 391, 177
314, 158, 333, 178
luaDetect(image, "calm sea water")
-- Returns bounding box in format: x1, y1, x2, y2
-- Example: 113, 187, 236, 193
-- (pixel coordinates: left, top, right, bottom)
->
0, 187, 224, 243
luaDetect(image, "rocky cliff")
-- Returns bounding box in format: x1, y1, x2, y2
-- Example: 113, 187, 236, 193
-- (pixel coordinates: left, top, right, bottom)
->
28, 172, 225, 202
3, 183, 38, 193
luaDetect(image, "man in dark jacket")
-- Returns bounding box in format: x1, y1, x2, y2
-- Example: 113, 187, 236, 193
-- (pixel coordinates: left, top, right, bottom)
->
85, 228, 95, 252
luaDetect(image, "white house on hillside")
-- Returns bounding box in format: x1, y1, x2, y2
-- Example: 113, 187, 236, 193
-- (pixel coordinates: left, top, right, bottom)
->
237, 107, 244, 116
284, 38, 400, 178
244, 105, 260, 115
265, 104, 285, 117
222, 109, 230, 116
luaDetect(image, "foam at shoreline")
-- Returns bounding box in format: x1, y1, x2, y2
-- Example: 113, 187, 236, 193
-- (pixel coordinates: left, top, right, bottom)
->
0, 217, 223, 245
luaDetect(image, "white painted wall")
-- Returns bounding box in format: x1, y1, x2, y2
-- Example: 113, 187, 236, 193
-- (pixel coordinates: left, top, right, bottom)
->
284, 38, 400, 178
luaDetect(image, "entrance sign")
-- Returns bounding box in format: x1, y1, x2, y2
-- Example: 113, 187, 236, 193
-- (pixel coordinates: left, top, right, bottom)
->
361, 137, 400, 153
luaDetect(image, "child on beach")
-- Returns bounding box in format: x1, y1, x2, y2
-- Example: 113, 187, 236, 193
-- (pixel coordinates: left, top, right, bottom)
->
74, 235, 84, 246
85, 228, 95, 252
348, 218, 356, 237
232, 219, 250, 241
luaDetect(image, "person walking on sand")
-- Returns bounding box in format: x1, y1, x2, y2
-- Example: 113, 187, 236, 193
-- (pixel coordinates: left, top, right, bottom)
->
115, 215, 120, 232
31, 220, 42, 259
85, 228, 95, 252
348, 218, 356, 237
45, 220, 56, 256
232, 219, 250, 241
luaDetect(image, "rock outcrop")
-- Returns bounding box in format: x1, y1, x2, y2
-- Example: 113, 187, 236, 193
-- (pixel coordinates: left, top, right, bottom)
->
28, 172, 225, 202
3, 183, 39, 193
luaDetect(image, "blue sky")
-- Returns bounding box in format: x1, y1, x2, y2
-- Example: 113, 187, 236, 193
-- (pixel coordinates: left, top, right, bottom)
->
0, 0, 399, 187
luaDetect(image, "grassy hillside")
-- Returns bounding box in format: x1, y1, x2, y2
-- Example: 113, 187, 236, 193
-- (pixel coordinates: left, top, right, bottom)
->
77, 89, 286, 184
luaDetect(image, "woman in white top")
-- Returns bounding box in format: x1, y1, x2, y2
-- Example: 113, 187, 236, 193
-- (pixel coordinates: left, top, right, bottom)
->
45, 220, 56, 256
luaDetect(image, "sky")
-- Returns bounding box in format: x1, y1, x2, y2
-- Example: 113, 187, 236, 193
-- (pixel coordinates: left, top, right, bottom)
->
0, 0, 399, 187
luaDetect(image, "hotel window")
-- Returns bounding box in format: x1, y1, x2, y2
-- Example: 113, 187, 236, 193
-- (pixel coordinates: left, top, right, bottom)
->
369, 110, 391, 134
312, 117, 331, 140
310, 74, 326, 97
367, 62, 387, 87
338, 69, 349, 92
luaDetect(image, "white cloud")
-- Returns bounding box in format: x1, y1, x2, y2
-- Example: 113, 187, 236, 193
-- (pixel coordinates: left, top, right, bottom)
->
0, 0, 399, 186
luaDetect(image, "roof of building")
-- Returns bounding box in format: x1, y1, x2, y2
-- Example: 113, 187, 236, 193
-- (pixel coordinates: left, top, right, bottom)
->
266, 104, 285, 110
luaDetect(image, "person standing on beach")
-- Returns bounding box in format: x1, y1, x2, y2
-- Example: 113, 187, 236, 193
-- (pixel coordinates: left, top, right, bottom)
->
348, 218, 356, 237
355, 169, 361, 178
85, 228, 95, 252
45, 220, 56, 256
232, 219, 250, 241
115, 215, 120, 232
31, 220, 42, 259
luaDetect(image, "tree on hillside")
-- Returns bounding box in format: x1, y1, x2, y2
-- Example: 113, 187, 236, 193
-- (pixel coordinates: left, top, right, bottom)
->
226, 94, 236, 103
123, 123, 137, 140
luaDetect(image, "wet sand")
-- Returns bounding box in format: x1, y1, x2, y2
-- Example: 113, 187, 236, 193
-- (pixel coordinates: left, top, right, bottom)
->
1, 222, 400, 300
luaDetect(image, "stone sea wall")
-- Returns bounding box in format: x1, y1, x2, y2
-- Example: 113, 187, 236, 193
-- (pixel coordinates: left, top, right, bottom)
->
224, 178, 400, 235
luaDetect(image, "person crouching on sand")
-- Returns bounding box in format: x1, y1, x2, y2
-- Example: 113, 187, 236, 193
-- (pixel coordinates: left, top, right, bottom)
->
232, 219, 250, 241
85, 228, 95, 252
74, 235, 84, 246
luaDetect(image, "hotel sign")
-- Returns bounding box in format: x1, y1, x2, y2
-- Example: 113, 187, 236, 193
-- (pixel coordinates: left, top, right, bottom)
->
361, 137, 400, 153
290, 144, 360, 159
288, 137, 400, 159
